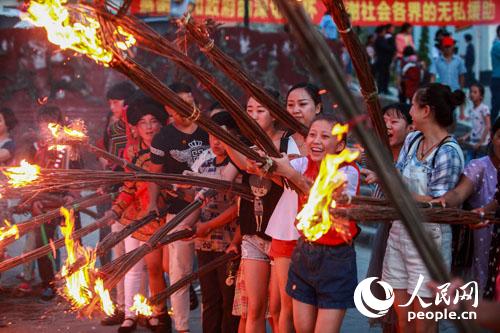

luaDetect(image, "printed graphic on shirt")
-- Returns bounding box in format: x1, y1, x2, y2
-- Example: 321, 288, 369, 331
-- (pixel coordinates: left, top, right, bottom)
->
169, 139, 206, 167
249, 175, 272, 232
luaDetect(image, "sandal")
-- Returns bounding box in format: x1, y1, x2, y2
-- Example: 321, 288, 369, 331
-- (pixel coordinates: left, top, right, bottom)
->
117, 318, 137, 333
147, 311, 172, 333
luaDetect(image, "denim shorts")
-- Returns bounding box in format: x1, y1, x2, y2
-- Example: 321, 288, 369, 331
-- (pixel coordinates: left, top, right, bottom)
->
241, 235, 271, 262
286, 238, 357, 309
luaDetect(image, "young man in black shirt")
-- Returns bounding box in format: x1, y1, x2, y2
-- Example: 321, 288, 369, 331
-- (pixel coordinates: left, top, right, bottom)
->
148, 83, 209, 333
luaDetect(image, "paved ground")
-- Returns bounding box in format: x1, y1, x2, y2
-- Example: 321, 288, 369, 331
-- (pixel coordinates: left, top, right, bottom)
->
0, 209, 374, 333
0, 211, 464, 333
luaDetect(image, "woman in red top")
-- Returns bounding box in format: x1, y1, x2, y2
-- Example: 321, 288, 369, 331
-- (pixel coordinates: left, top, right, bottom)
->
272, 114, 360, 333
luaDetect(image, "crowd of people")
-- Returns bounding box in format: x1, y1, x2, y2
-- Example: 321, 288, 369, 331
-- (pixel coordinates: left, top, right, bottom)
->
0, 23, 499, 333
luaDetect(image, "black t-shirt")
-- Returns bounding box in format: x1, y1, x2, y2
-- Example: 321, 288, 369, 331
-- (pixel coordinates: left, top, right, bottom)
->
236, 135, 292, 240
150, 124, 209, 213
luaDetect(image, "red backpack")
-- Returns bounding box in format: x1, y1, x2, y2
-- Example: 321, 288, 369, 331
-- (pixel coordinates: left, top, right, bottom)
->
401, 60, 421, 99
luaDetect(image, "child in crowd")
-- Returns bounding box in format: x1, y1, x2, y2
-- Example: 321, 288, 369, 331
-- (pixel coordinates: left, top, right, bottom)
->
460, 83, 491, 163
0, 107, 17, 312
192, 111, 241, 333
363, 103, 414, 332
0, 107, 17, 166
0, 107, 17, 229
20, 106, 83, 301
398, 46, 421, 104
148, 82, 208, 333
271, 113, 360, 333
364, 103, 413, 260
266, 82, 322, 333
224, 90, 300, 333
100, 81, 137, 326
109, 94, 168, 333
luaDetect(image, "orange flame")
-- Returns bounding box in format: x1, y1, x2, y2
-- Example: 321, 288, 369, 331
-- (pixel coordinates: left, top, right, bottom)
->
60, 207, 93, 308
130, 294, 153, 317
59, 207, 115, 315
48, 121, 88, 141
24, 0, 135, 65
94, 278, 115, 316
2, 160, 41, 187
0, 220, 19, 242
296, 124, 359, 241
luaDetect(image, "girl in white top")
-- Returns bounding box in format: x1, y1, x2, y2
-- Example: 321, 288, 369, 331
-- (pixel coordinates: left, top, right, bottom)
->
265, 83, 322, 333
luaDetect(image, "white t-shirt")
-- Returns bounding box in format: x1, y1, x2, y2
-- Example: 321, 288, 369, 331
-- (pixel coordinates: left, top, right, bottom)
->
265, 156, 307, 241
469, 103, 491, 146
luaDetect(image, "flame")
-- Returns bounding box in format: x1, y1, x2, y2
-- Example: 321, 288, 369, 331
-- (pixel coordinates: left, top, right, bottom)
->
130, 294, 153, 317
115, 26, 136, 50
331, 123, 349, 141
48, 122, 87, 142
59, 207, 115, 315
60, 207, 93, 308
296, 124, 359, 241
48, 123, 61, 138
24, 0, 135, 65
94, 278, 115, 316
0, 220, 19, 242
2, 160, 41, 187
48, 144, 67, 152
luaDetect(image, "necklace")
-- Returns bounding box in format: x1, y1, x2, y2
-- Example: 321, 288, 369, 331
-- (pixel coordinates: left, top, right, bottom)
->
418, 136, 448, 160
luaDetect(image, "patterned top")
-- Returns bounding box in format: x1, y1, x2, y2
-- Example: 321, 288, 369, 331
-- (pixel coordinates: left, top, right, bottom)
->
468, 103, 491, 146
463, 156, 497, 208
104, 117, 127, 171
396, 131, 464, 197
112, 140, 167, 241
194, 156, 239, 252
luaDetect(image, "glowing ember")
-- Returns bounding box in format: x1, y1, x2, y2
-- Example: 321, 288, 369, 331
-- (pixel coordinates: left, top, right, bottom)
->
60, 207, 93, 308
296, 124, 359, 241
24, 0, 135, 65
0, 220, 19, 242
49, 238, 57, 259
94, 278, 115, 316
2, 160, 41, 187
130, 294, 153, 317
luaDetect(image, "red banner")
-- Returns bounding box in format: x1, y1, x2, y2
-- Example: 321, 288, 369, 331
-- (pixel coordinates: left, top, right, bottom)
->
131, 0, 499, 26
344, 0, 499, 26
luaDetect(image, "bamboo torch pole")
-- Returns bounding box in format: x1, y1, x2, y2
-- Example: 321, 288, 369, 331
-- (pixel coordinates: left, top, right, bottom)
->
323, 0, 390, 148
272, 1, 476, 332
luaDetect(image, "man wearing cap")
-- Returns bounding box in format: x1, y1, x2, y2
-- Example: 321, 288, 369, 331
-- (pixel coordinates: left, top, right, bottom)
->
429, 36, 466, 92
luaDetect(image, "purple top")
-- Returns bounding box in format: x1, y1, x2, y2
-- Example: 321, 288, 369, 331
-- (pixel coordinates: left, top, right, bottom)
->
463, 156, 497, 208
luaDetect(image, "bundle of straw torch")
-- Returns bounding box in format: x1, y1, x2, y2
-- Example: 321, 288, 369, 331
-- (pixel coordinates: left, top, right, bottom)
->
0, 121, 252, 201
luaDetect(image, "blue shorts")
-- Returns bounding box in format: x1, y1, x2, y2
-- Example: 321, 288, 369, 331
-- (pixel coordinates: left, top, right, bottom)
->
286, 238, 357, 309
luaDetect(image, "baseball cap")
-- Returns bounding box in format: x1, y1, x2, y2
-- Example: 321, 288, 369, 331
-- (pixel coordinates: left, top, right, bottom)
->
441, 36, 455, 47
